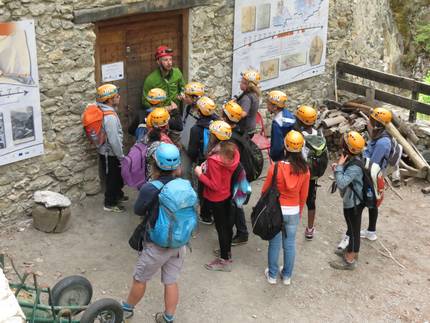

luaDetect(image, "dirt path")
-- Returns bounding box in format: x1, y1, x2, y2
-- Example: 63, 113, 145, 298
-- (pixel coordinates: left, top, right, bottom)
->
1, 172, 430, 322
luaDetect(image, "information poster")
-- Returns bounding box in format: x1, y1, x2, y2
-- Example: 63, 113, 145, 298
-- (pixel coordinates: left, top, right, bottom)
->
0, 20, 44, 166
232, 0, 329, 95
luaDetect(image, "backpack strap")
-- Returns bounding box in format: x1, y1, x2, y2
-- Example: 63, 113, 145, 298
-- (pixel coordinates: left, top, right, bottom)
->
150, 180, 165, 191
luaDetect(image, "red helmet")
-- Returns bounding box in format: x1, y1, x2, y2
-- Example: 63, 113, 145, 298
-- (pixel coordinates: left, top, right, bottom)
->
155, 45, 173, 60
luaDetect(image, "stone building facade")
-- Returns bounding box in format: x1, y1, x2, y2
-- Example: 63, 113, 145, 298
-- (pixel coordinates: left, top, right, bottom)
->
0, 0, 403, 222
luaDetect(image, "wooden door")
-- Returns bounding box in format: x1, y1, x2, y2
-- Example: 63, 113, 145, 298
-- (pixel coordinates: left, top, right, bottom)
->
95, 10, 188, 149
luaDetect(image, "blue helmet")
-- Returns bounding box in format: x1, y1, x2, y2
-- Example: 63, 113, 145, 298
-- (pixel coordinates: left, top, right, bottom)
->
154, 143, 181, 171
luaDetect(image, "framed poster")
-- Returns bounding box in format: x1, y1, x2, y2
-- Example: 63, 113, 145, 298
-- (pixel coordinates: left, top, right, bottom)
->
232, 0, 329, 95
0, 20, 44, 166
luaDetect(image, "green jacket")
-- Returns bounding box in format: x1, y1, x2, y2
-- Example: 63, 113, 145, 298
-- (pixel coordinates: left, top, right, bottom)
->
142, 67, 185, 109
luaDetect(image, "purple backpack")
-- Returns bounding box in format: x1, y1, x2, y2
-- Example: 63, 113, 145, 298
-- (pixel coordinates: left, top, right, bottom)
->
121, 143, 147, 189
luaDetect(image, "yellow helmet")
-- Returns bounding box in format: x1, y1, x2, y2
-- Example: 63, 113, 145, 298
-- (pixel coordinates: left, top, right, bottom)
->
184, 82, 205, 97
284, 130, 305, 152
147, 108, 170, 128
370, 107, 392, 126
295, 105, 318, 125
96, 84, 118, 102
241, 70, 261, 85
268, 90, 288, 108
223, 100, 244, 123
146, 88, 167, 105
196, 96, 216, 116
344, 131, 365, 155
209, 120, 232, 141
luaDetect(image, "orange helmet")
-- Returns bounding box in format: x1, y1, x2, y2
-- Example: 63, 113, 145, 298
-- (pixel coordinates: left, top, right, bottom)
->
96, 84, 118, 102
184, 82, 205, 97
370, 107, 392, 126
196, 96, 216, 116
241, 70, 261, 85
295, 105, 317, 125
344, 131, 365, 155
147, 108, 170, 128
268, 90, 288, 108
223, 100, 244, 123
284, 130, 305, 152
146, 88, 167, 105
209, 120, 232, 141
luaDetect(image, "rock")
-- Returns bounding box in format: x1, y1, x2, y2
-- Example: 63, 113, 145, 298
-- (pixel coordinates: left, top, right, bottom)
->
32, 204, 71, 233
34, 191, 71, 208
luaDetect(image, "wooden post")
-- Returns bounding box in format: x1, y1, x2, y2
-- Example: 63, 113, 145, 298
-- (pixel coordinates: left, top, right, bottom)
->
409, 91, 418, 123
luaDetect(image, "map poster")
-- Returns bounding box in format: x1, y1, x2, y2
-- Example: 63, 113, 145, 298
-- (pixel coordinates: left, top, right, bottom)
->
232, 0, 329, 96
0, 20, 44, 166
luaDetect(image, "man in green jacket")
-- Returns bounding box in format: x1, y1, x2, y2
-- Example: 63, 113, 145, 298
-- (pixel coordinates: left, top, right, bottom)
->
142, 45, 185, 144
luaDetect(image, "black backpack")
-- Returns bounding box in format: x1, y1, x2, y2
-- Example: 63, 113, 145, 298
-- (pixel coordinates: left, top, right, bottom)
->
232, 132, 264, 182
250, 163, 283, 240
304, 131, 328, 178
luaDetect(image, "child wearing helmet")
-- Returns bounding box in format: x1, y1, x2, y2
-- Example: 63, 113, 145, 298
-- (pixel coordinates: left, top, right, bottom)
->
294, 105, 320, 241
266, 90, 296, 161
261, 130, 310, 285
360, 107, 393, 242
123, 143, 186, 322
329, 131, 366, 271
235, 70, 261, 136
194, 120, 240, 272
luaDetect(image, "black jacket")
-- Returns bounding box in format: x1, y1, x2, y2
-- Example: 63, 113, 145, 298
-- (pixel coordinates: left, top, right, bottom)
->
187, 115, 218, 164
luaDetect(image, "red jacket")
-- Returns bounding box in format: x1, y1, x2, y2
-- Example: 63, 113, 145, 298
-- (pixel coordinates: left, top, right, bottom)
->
198, 145, 240, 202
262, 161, 310, 215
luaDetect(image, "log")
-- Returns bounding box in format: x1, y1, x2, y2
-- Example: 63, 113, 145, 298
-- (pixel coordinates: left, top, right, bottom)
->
322, 116, 347, 128
391, 112, 419, 145
343, 102, 372, 115
386, 122, 430, 178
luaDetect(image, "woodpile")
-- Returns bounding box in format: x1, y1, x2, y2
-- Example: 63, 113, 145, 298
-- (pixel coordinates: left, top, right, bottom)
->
320, 99, 430, 184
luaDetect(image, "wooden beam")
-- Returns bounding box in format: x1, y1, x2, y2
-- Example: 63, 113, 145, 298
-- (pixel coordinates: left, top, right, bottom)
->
74, 0, 213, 24
337, 61, 430, 95
337, 78, 430, 115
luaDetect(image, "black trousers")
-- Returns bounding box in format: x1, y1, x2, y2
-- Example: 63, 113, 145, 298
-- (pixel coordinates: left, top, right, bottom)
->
234, 207, 248, 237
368, 207, 378, 232
344, 204, 365, 253
99, 154, 124, 207
207, 199, 234, 260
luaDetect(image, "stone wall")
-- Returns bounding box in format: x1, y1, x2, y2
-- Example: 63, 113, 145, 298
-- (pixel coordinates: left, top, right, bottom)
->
0, 0, 405, 223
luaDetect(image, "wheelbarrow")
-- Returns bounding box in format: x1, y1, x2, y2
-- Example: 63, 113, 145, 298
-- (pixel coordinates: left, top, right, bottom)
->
0, 253, 123, 323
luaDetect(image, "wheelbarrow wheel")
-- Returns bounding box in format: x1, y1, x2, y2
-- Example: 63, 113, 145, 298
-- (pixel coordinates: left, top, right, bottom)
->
49, 275, 93, 314
80, 298, 123, 323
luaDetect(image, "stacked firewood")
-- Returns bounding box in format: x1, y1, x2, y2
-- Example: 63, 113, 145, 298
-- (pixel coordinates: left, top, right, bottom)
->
319, 99, 430, 187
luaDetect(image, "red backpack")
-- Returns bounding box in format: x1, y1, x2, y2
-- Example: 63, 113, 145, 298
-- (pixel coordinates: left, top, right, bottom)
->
82, 103, 115, 147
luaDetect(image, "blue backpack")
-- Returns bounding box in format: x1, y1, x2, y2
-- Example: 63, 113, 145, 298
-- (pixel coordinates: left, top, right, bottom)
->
149, 178, 198, 248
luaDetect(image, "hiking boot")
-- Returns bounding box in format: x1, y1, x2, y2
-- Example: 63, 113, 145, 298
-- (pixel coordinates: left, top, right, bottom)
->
305, 227, 315, 240
279, 266, 291, 285
198, 217, 213, 225
231, 235, 248, 246
337, 235, 350, 250
360, 229, 377, 241
204, 258, 232, 272
155, 312, 173, 323
329, 258, 357, 270
121, 301, 134, 319
264, 268, 277, 285
103, 205, 125, 213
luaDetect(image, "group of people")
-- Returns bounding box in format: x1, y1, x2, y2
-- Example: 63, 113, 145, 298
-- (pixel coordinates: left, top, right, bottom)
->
90, 46, 397, 323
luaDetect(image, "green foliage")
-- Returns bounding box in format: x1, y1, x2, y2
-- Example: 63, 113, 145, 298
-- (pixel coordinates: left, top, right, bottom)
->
415, 23, 430, 53
418, 72, 430, 121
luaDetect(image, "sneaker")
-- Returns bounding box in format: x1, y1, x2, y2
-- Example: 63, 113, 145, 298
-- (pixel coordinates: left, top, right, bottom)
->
118, 195, 129, 202
231, 235, 248, 246
103, 205, 125, 213
155, 312, 172, 323
360, 229, 377, 241
305, 227, 315, 240
337, 235, 350, 250
198, 217, 214, 225
279, 266, 291, 285
329, 258, 357, 270
212, 248, 232, 260
121, 301, 134, 319
264, 268, 277, 285
204, 258, 232, 272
